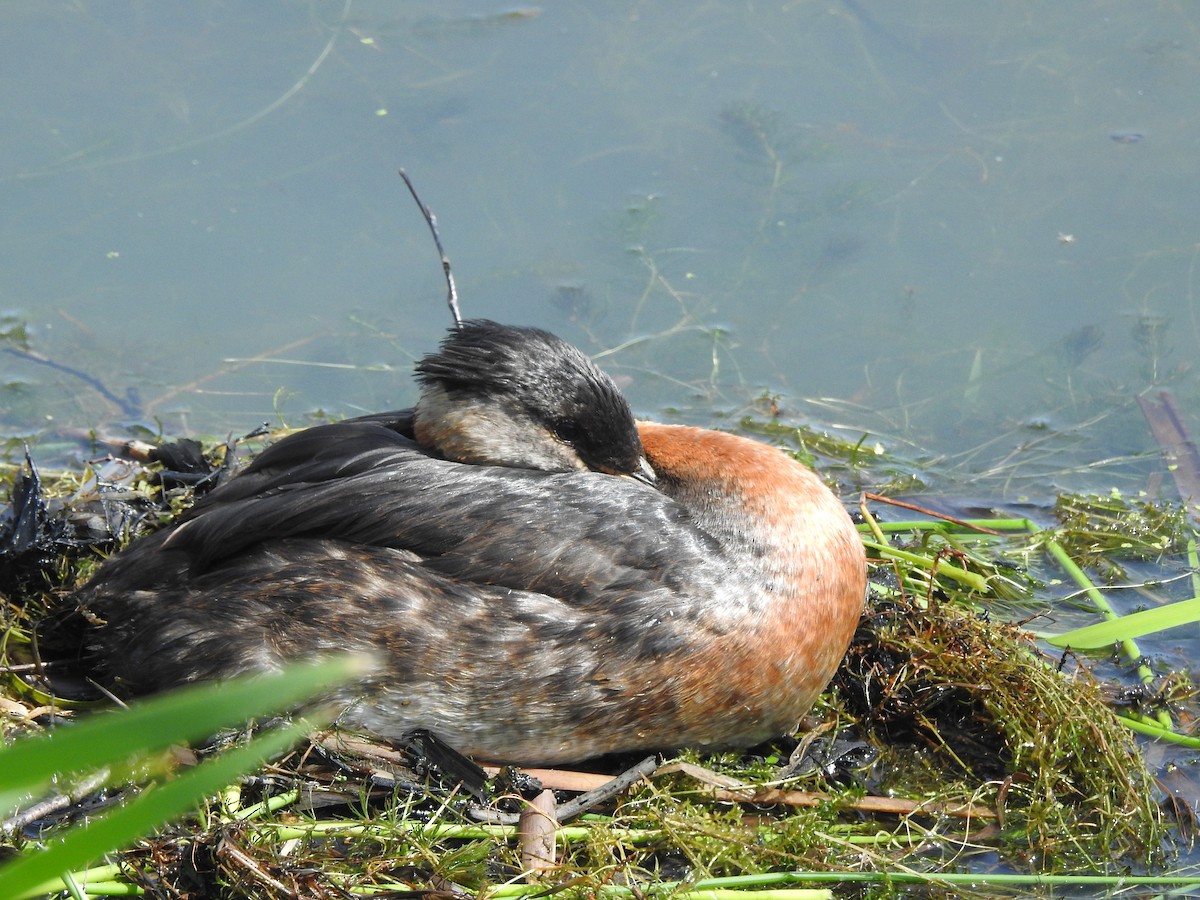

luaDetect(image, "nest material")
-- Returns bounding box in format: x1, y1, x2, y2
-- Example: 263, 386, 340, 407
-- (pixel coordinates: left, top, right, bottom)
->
835, 592, 1164, 865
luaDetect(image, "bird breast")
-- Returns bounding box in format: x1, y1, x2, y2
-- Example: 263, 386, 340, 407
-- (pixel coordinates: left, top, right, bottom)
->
633, 422, 867, 748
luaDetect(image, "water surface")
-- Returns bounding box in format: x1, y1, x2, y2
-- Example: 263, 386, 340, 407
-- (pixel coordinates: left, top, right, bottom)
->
5, 0, 1200, 872
5, 2, 1197, 495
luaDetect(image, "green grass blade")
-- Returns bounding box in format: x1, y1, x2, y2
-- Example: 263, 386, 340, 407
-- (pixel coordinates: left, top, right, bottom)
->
1, 720, 311, 899
859, 540, 988, 591
1042, 596, 1200, 649
1040, 534, 1171, 725
1117, 713, 1200, 748
0, 654, 370, 804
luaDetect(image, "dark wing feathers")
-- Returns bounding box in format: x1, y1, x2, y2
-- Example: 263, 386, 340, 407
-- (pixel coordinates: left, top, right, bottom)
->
157, 421, 726, 614
201, 421, 415, 504
79, 416, 736, 718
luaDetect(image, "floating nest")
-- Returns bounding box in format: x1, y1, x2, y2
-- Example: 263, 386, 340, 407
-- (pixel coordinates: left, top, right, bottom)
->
0, 432, 1178, 896
836, 588, 1164, 868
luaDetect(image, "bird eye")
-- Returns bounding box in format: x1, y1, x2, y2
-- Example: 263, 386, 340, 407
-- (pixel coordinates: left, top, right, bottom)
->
553, 419, 581, 448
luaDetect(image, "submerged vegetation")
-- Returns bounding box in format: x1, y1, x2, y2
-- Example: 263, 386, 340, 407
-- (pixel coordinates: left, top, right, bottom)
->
2, 417, 1198, 898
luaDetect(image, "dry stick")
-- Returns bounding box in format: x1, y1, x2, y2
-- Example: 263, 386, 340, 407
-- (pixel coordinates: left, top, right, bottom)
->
703, 785, 995, 820
141, 334, 318, 416
472, 756, 660, 825
216, 829, 299, 897
399, 169, 463, 328
657, 761, 996, 821
862, 492, 1005, 536
3, 347, 140, 418
555, 755, 659, 821
481, 765, 614, 794
1, 769, 113, 837
517, 789, 559, 874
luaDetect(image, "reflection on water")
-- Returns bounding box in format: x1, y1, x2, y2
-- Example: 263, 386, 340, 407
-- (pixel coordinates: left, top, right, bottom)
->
1056, 324, 1104, 371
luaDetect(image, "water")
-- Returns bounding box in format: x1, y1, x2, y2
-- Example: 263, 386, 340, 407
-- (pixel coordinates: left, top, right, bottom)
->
3, 0, 1200, 871
5, 1, 1196, 483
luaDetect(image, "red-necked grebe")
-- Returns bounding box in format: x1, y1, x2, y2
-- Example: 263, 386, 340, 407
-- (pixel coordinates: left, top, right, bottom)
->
77, 319, 866, 765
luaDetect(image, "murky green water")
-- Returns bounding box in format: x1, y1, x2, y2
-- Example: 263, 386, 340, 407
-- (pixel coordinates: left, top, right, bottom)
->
5, 1, 1198, 498
5, 1, 1200, 876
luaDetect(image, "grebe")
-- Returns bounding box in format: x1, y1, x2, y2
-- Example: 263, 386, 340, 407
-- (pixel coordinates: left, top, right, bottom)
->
77, 320, 866, 765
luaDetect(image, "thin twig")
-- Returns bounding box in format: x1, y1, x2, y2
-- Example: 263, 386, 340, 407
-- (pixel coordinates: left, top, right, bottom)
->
470, 755, 659, 825
556, 755, 659, 820
399, 169, 462, 327
3, 347, 140, 418
1, 769, 113, 837
862, 492, 1005, 535
657, 761, 996, 821
142, 334, 317, 415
